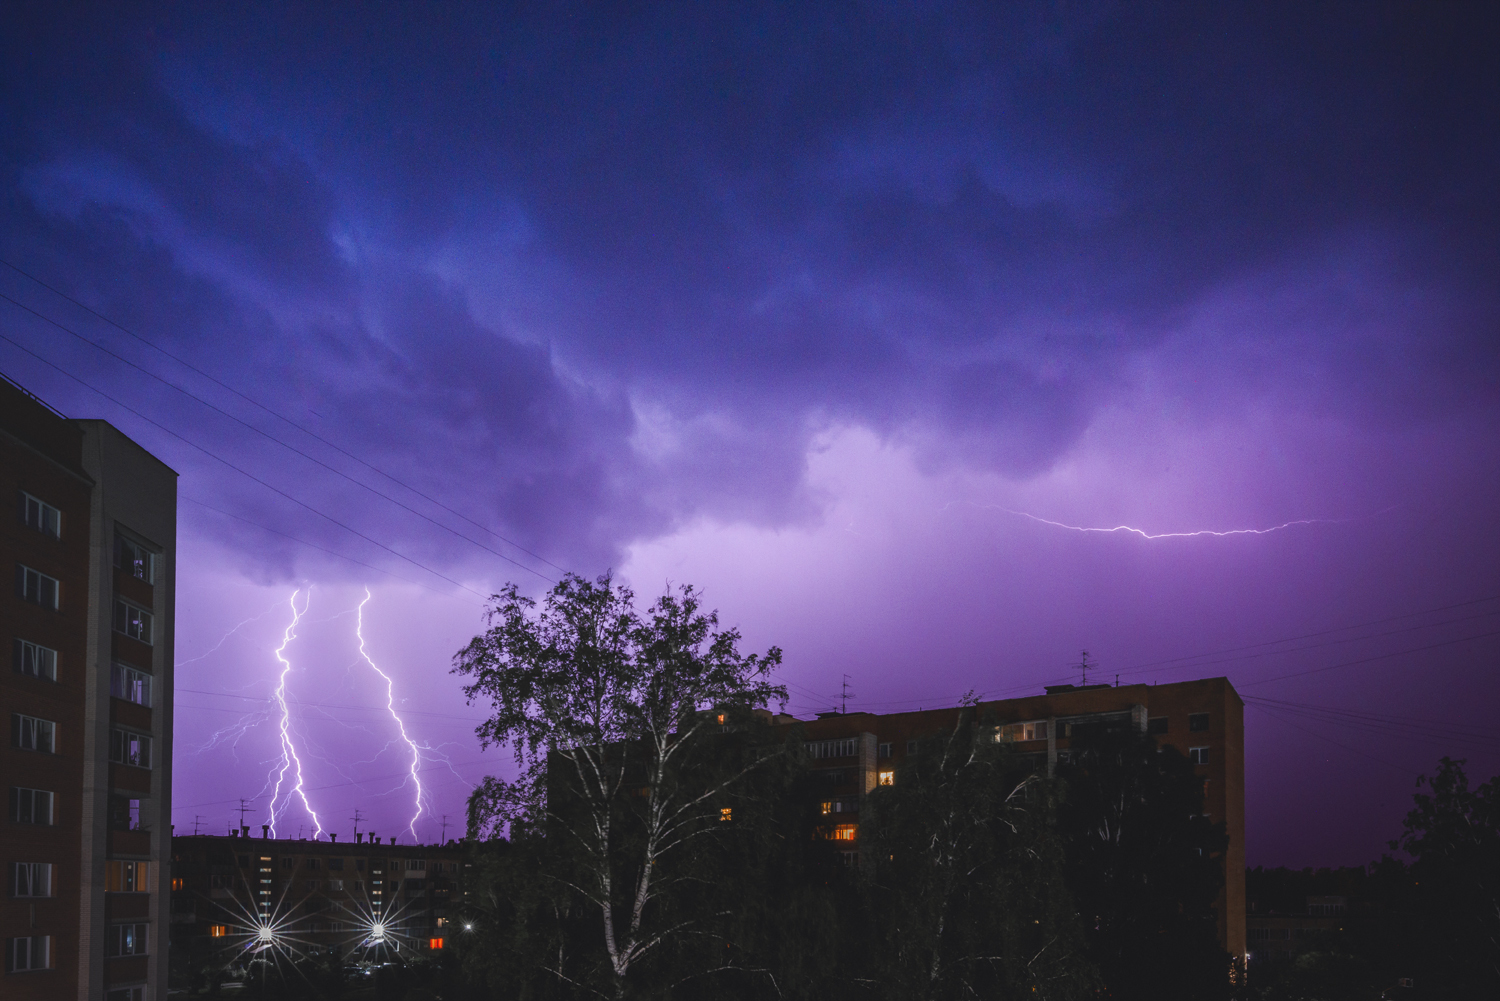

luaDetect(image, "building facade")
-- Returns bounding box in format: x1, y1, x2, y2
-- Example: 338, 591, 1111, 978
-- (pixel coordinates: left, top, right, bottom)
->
1, 374, 177, 1001
784, 676, 1247, 959
169, 832, 467, 983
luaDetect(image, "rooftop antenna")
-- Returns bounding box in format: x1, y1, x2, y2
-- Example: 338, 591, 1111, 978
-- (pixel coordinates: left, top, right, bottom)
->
440, 814, 450, 842
351, 808, 364, 841
192, 815, 203, 836
236, 798, 254, 829
841, 674, 855, 714
1078, 650, 1093, 686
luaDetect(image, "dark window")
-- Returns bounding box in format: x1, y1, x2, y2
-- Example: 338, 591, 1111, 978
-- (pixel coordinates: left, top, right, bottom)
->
281, 858, 293, 869
329, 858, 344, 871
13, 640, 57, 681
236, 856, 250, 868
878, 742, 892, 758
1147, 716, 1169, 734
1189, 747, 1210, 765
21, 492, 61, 538
114, 534, 156, 583
1189, 713, 1210, 732
9, 788, 54, 824
307, 857, 321, 870
112, 599, 153, 644
16, 565, 59, 609
906, 739, 919, 754
13, 714, 56, 753
109, 728, 151, 768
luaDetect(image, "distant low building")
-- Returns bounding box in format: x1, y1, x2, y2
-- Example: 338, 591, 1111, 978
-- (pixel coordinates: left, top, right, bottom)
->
1246, 895, 1347, 963
168, 832, 468, 984
779, 676, 1247, 959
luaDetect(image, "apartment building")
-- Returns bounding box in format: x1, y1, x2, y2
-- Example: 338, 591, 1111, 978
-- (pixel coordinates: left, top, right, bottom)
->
169, 832, 467, 978
785, 676, 1247, 959
1, 374, 177, 1001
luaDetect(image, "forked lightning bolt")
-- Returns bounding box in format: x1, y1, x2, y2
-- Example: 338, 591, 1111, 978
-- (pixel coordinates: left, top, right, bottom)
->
356, 588, 425, 840
1000, 509, 1339, 539
268, 589, 324, 839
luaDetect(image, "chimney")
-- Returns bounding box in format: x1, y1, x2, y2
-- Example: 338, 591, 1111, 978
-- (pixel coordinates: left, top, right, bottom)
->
355, 833, 364, 844
262, 825, 270, 839
241, 825, 250, 838
330, 832, 338, 842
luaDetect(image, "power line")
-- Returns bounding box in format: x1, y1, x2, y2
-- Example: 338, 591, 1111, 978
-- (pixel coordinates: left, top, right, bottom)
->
0, 287, 556, 583
0, 325, 491, 600
1239, 630, 1500, 688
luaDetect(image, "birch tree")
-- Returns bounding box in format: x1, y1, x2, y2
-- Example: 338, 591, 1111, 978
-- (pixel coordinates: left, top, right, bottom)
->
454, 572, 787, 999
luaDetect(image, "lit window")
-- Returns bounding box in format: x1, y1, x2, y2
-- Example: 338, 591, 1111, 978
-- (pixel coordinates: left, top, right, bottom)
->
878, 770, 894, 786
716, 713, 725, 725
110, 664, 153, 706
14, 640, 58, 681
210, 925, 228, 938
113, 599, 153, 644
171, 877, 185, 891
430, 937, 444, 950
12, 714, 56, 753
995, 721, 1048, 742
831, 824, 857, 841
17, 565, 60, 609
105, 860, 151, 892
22, 493, 62, 538
1188, 746, 1210, 765
106, 922, 149, 957
719, 807, 732, 822
820, 800, 833, 815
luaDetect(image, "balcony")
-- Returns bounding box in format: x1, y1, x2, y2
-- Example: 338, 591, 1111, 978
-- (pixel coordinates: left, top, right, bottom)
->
109, 829, 151, 855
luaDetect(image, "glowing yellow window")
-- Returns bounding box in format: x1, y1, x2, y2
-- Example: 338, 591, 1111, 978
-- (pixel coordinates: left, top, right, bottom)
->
878, 770, 894, 786
171, 877, 185, 891
832, 824, 857, 841
716, 713, 726, 724
820, 801, 833, 814
719, 807, 732, 822
430, 937, 444, 950
209, 925, 228, 938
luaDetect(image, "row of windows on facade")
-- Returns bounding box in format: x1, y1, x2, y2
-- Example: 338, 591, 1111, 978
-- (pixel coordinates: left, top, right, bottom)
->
12, 638, 154, 707
15, 562, 155, 641
9, 717, 152, 765
17, 490, 158, 583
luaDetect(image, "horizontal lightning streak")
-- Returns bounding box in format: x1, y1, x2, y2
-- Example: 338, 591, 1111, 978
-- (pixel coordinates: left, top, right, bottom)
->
1001, 509, 1340, 539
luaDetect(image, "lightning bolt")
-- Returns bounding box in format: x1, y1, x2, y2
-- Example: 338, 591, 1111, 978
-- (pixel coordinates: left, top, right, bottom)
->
268, 589, 323, 839
356, 588, 425, 840
999, 509, 1340, 539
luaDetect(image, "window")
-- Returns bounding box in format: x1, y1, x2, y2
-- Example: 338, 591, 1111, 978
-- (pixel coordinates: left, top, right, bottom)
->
1147, 716, 1169, 735
307, 857, 321, 869
113, 600, 153, 644
106, 923, 149, 957
406, 859, 427, 871
13, 714, 56, 753
328, 858, 344, 871
114, 535, 156, 583
356, 859, 365, 871
110, 664, 153, 707
109, 728, 152, 768
105, 860, 150, 892
11, 862, 53, 897
878, 742, 891, 758
13, 640, 57, 681
21, 493, 62, 538
807, 738, 857, 759
109, 797, 143, 831
10, 788, 54, 824
906, 739, 919, 754
820, 798, 856, 814
429, 938, 444, 950
209, 925, 228, 938
830, 824, 857, 841
719, 807, 732, 822
305, 880, 319, 891
1188, 746, 1210, 765
996, 721, 1048, 742
236, 855, 250, 868
6, 935, 50, 971
107, 986, 146, 1001
281, 857, 293, 869
330, 879, 344, 891
16, 565, 59, 609
878, 770, 894, 786
1188, 713, 1210, 732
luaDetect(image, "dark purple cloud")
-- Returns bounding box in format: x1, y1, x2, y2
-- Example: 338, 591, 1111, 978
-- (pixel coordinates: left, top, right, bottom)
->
2, 1, 1497, 860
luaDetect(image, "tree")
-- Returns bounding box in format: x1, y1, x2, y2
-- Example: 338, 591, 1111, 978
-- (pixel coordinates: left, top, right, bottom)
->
1055, 722, 1231, 1001
861, 700, 1098, 1001
1389, 756, 1500, 994
453, 572, 787, 999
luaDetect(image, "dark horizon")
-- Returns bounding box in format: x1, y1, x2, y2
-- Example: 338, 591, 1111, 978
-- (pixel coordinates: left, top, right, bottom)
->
2, 2, 1497, 867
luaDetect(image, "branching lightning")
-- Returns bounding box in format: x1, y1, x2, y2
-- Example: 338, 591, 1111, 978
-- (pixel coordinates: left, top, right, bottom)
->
268, 589, 323, 839
356, 588, 425, 840
999, 508, 1340, 539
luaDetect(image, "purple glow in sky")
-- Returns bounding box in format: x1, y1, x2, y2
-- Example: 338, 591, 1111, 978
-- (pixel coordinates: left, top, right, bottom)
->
2, 3, 1498, 863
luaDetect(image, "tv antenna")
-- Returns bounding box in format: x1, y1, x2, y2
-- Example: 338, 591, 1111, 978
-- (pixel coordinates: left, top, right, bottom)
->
236, 799, 254, 829
841, 674, 856, 714
440, 814, 450, 842
351, 809, 365, 839
192, 815, 203, 836
1077, 650, 1094, 686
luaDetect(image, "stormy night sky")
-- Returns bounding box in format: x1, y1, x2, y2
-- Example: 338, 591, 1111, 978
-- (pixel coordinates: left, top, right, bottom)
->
3, 2, 1497, 864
